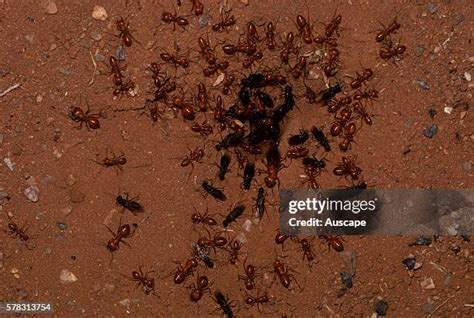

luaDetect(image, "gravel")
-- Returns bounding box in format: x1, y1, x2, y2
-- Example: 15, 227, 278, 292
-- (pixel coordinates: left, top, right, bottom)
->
69, 189, 85, 203
24, 185, 39, 202
415, 80, 430, 90
115, 47, 126, 61
60, 269, 78, 283
340, 272, 353, 288
423, 124, 438, 138
402, 257, 416, 270
374, 300, 388, 316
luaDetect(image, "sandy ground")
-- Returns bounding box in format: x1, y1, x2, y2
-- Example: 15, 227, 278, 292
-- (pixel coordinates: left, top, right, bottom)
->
0, 0, 473, 317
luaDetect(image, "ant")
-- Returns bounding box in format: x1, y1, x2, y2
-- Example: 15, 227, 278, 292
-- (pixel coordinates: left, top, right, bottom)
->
320, 235, 345, 252
321, 82, 342, 104
275, 230, 290, 249
242, 162, 255, 190
170, 95, 195, 121
253, 187, 266, 220
113, 80, 137, 98
375, 18, 401, 43
279, 32, 296, 64
70, 106, 100, 130
227, 238, 243, 265
272, 256, 301, 290
4, 212, 33, 249
106, 221, 137, 254
303, 81, 317, 104
174, 257, 199, 284
197, 37, 217, 64
93, 148, 127, 173
203, 61, 229, 77
161, 11, 189, 30
238, 259, 259, 290
265, 21, 277, 50
234, 149, 247, 169
286, 146, 309, 160
222, 42, 257, 56
288, 129, 309, 146
218, 152, 231, 181
190, 0, 204, 16
324, 13, 342, 38
243, 51, 263, 69
197, 229, 227, 253
301, 163, 320, 189
148, 62, 167, 88
191, 120, 213, 137
294, 237, 316, 266
115, 17, 137, 47
379, 41, 407, 61
116, 193, 144, 215
350, 68, 374, 89
212, 9, 236, 32
296, 14, 313, 44
291, 56, 307, 79
195, 83, 209, 111
333, 156, 362, 181
189, 275, 211, 302
176, 146, 205, 177
191, 206, 217, 227
160, 50, 190, 69
222, 73, 235, 95
337, 121, 357, 152
327, 95, 352, 114
260, 142, 283, 188
129, 266, 157, 296
353, 88, 378, 104
109, 56, 125, 86
322, 47, 340, 77
245, 292, 270, 311
353, 101, 373, 126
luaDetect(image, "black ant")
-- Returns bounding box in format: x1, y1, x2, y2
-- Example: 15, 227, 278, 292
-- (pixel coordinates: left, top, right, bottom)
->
116, 193, 144, 215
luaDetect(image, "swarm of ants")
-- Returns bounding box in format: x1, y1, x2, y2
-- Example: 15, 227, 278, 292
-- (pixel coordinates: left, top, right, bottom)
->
2, 1, 428, 316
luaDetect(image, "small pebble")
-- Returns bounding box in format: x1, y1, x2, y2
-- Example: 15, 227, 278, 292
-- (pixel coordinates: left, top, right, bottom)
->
43, 0, 58, 15
423, 124, 438, 138
444, 106, 453, 114
415, 46, 425, 57
60, 269, 78, 283
415, 80, 430, 90
402, 257, 416, 270
428, 108, 437, 119
95, 53, 105, 62
66, 174, 76, 186
464, 72, 471, 82
57, 222, 68, 230
340, 272, 353, 288
45, 247, 53, 255
421, 277, 435, 290
61, 206, 73, 215
24, 185, 39, 202
119, 298, 131, 307
374, 300, 388, 316
198, 14, 209, 27
92, 5, 108, 21
69, 189, 85, 203
0, 191, 10, 201
242, 219, 252, 232
3, 158, 15, 171
455, 14, 465, 24
213, 73, 225, 86
115, 47, 126, 61
409, 235, 432, 246
462, 162, 472, 172
90, 30, 102, 41
427, 3, 438, 14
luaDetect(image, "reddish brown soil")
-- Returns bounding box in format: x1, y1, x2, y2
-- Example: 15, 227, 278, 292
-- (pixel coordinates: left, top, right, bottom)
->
0, 0, 473, 317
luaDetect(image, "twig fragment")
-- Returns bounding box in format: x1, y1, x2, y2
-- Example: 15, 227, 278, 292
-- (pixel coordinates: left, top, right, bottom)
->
0, 83, 21, 97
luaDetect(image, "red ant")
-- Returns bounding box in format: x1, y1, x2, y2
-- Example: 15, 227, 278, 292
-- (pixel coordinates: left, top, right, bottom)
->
279, 32, 296, 64
324, 13, 342, 38
70, 106, 100, 130
109, 56, 125, 86
245, 292, 270, 312
322, 47, 340, 77
170, 95, 195, 121
333, 156, 362, 181
128, 266, 158, 296
296, 14, 313, 44
222, 73, 235, 95
188, 274, 211, 302
245, 22, 260, 44
92, 148, 127, 173
191, 120, 213, 136
105, 221, 137, 262
212, 9, 236, 32
227, 239, 243, 265
275, 230, 290, 249
327, 95, 352, 114
238, 259, 259, 290
191, 206, 217, 227
272, 256, 301, 290
350, 68, 373, 89
4, 212, 33, 249
213, 95, 228, 130
294, 237, 316, 266
264, 22, 277, 50
353, 88, 378, 104
379, 41, 406, 61
115, 17, 137, 47
113, 80, 137, 98
161, 11, 189, 30
291, 56, 307, 79
353, 101, 373, 126
197, 36, 217, 65
376, 18, 401, 43
339, 121, 357, 152
320, 235, 345, 252
196, 229, 228, 253
174, 257, 199, 284
286, 146, 309, 160
243, 51, 263, 69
